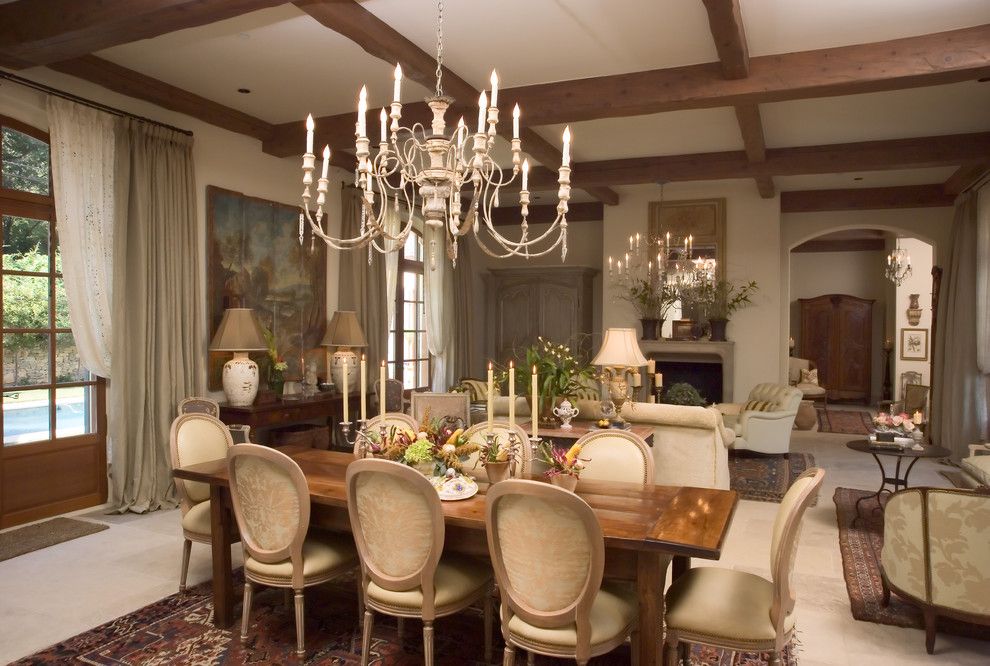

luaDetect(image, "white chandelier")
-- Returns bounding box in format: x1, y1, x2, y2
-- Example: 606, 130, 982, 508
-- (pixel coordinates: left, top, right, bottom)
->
886, 242, 912, 286
299, 0, 572, 269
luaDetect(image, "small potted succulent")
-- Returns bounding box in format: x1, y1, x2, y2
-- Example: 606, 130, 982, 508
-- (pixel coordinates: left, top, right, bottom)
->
538, 440, 588, 492
476, 433, 521, 483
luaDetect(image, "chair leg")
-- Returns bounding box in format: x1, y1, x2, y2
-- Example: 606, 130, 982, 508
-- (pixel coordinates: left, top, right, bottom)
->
526, 652, 535, 666
397, 617, 405, 642
484, 587, 494, 664
361, 609, 375, 666
423, 620, 435, 666
630, 629, 640, 666
677, 641, 688, 665
179, 539, 192, 592
769, 650, 782, 666
293, 589, 306, 658
240, 582, 253, 642
356, 577, 364, 627
663, 639, 678, 666
923, 607, 937, 654
502, 643, 516, 666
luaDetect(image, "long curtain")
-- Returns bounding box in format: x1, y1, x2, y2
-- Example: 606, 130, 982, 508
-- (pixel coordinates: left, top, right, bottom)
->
108, 119, 201, 512
47, 98, 115, 378
977, 184, 990, 373
423, 226, 455, 390
338, 187, 387, 371
932, 188, 990, 458
451, 239, 475, 381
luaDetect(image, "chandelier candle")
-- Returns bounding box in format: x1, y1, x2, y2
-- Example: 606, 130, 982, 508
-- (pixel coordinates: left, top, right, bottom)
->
379, 360, 386, 418
342, 356, 349, 424
360, 354, 367, 422
487, 361, 495, 433
508, 361, 516, 429
531, 365, 539, 440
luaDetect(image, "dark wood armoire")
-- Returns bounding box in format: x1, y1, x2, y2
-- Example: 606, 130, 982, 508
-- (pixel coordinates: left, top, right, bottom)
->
799, 294, 874, 402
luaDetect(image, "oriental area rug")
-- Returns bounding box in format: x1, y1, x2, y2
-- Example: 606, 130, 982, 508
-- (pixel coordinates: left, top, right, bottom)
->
816, 408, 873, 435
729, 452, 816, 504
833, 487, 988, 642
14, 572, 797, 665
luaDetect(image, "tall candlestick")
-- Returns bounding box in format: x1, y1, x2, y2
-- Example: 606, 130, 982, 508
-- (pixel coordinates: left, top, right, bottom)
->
393, 64, 402, 102
358, 85, 368, 137
360, 354, 367, 422
531, 364, 539, 440
647, 359, 656, 374
512, 104, 520, 139
321, 145, 331, 180
379, 360, 386, 417
508, 360, 516, 428
489, 70, 499, 107
487, 361, 494, 433
521, 159, 529, 191
562, 126, 571, 166
477, 91, 487, 133
342, 357, 349, 423
305, 114, 314, 154
380, 108, 387, 143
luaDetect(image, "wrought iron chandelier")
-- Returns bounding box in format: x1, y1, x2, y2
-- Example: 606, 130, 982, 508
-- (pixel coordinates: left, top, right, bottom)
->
885, 242, 912, 286
299, 0, 572, 269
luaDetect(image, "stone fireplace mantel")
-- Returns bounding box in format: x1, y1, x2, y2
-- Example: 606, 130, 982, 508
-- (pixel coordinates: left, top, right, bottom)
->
639, 340, 735, 402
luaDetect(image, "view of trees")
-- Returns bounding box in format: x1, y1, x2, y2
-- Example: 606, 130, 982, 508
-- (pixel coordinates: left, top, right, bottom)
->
2, 126, 50, 195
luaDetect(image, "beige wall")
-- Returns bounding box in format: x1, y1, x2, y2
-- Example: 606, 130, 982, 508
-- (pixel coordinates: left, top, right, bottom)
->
893, 237, 935, 399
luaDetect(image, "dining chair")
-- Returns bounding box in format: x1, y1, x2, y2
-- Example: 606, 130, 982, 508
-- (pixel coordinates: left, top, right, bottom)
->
462, 421, 533, 480
178, 396, 251, 443
169, 412, 234, 593
410, 391, 471, 427
357, 412, 419, 455
227, 444, 359, 658
346, 458, 494, 666
375, 377, 407, 413
486, 479, 639, 665
663, 467, 825, 665
572, 430, 654, 487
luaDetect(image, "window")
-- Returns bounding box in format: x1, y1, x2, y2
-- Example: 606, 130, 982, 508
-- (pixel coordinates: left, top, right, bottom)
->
387, 231, 431, 390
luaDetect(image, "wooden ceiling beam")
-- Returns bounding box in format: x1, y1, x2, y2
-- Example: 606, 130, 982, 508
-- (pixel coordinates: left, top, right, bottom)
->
522, 132, 990, 190
781, 185, 955, 213
942, 163, 989, 196
0, 0, 289, 69
701, 0, 749, 79
47, 55, 275, 142
490, 202, 603, 226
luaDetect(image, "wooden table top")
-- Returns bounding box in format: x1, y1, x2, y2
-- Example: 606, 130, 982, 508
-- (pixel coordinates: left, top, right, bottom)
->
517, 420, 655, 442
174, 447, 738, 559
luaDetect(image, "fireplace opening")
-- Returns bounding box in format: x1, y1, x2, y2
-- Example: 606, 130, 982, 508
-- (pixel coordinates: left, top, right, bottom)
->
651, 357, 724, 404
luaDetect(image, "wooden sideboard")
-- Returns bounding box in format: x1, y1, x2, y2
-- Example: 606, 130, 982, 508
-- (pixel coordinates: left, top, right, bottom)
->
219, 392, 369, 449
799, 294, 874, 402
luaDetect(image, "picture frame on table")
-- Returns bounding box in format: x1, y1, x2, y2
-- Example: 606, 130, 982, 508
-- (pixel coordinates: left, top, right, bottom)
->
899, 328, 928, 362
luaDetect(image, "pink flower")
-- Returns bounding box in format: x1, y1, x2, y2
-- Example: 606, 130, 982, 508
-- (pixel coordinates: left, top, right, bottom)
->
891, 415, 903, 426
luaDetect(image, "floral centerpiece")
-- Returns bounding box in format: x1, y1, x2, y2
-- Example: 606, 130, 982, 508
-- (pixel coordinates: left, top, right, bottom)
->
261, 326, 287, 395
499, 336, 596, 427
476, 433, 521, 483
359, 409, 480, 477
872, 412, 917, 437
538, 440, 588, 491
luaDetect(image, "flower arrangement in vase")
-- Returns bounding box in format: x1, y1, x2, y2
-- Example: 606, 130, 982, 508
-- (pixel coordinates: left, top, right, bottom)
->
872, 412, 918, 438
477, 433, 521, 483
261, 325, 287, 396
498, 336, 596, 427
538, 440, 588, 492
358, 409, 480, 477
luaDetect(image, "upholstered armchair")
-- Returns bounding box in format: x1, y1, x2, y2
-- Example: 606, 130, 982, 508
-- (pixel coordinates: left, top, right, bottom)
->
716, 383, 802, 456
787, 358, 828, 411
881, 487, 990, 654
960, 443, 990, 488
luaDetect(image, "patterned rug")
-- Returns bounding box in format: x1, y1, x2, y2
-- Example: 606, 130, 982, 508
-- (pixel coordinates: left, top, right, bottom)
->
816, 408, 873, 435
832, 487, 988, 641
729, 452, 816, 504
0, 517, 108, 562
14, 571, 798, 665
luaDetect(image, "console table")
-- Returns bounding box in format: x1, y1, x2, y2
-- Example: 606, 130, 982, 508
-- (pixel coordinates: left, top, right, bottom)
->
219, 392, 369, 450
518, 420, 655, 447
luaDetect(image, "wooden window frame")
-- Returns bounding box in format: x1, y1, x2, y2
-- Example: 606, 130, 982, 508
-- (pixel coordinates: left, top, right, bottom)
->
388, 231, 431, 391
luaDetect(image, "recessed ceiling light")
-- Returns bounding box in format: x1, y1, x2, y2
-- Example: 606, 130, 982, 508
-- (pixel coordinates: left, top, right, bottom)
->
237, 88, 251, 94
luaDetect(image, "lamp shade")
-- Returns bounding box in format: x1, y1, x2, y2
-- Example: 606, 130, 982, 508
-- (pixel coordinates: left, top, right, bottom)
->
209, 308, 267, 352
322, 310, 368, 347
591, 328, 647, 367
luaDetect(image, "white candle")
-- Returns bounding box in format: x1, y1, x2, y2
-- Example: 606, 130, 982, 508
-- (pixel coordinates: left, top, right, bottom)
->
508, 360, 515, 428
379, 360, 386, 417
521, 159, 529, 191
631, 373, 642, 388
305, 114, 314, 154
321, 145, 330, 180
487, 361, 494, 433
342, 357, 349, 423
380, 108, 387, 143
360, 354, 367, 422
647, 359, 656, 374
562, 126, 571, 166
393, 64, 402, 102
477, 91, 487, 133
531, 364, 539, 440
636, 233, 641, 249
655, 372, 663, 388
512, 104, 520, 139
913, 410, 923, 425
629, 235, 633, 251
489, 70, 499, 108
357, 85, 367, 137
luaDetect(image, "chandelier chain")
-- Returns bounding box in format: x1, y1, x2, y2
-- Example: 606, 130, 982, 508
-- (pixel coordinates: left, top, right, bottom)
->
434, 0, 444, 97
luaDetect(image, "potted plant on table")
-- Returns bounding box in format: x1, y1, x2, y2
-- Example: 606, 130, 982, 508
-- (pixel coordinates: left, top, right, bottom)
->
538, 440, 588, 492
476, 433, 521, 483
500, 337, 596, 427
695, 279, 758, 342
618, 279, 679, 340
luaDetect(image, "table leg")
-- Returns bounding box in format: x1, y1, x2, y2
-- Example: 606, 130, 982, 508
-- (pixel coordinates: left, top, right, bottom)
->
903, 457, 921, 488
209, 484, 234, 627
636, 551, 670, 666
672, 556, 691, 582
854, 453, 888, 525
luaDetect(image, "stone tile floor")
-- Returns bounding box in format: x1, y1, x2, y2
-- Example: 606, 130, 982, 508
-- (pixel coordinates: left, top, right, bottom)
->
1, 430, 987, 664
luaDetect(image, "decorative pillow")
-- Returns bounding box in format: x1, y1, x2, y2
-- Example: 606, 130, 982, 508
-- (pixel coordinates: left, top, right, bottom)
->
799, 369, 819, 386
743, 400, 775, 412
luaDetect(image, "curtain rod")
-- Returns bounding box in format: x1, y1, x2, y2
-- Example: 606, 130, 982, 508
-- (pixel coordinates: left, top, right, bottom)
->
0, 69, 193, 136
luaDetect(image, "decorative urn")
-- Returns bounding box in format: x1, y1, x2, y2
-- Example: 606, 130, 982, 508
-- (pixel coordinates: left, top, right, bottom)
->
552, 399, 580, 430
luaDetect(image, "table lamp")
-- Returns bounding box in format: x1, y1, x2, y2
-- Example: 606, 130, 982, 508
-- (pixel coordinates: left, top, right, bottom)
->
591, 327, 648, 423
209, 308, 268, 406
322, 310, 367, 390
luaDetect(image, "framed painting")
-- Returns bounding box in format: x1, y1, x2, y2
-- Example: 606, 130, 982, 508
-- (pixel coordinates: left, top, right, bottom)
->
207, 186, 327, 389
899, 328, 928, 362
647, 197, 726, 281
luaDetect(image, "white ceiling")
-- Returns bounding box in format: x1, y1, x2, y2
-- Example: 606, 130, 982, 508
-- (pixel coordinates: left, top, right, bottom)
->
88, 0, 990, 191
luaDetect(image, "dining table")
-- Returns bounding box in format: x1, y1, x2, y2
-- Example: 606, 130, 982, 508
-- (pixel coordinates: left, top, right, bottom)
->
173, 446, 738, 666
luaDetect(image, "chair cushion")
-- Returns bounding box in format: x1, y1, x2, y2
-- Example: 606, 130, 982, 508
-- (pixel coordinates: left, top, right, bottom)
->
796, 383, 826, 398
960, 455, 990, 487
366, 552, 492, 611
244, 531, 358, 584
181, 500, 212, 537
743, 400, 775, 412
505, 581, 637, 649
665, 567, 794, 643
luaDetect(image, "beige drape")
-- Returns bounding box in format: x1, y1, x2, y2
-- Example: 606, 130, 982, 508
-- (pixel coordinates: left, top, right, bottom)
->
932, 190, 990, 459
109, 119, 201, 512
338, 187, 388, 371
452, 239, 475, 381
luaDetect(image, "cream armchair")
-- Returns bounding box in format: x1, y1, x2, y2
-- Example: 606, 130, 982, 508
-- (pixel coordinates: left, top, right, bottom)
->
959, 443, 990, 488
881, 487, 990, 654
716, 383, 802, 456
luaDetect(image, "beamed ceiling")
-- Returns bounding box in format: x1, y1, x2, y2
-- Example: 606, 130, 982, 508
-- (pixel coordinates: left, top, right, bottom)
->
2, 0, 989, 209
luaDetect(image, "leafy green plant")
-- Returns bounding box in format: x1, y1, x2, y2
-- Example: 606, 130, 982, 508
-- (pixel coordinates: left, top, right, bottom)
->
617, 278, 679, 320
691, 279, 759, 320
661, 382, 707, 406
497, 336, 596, 401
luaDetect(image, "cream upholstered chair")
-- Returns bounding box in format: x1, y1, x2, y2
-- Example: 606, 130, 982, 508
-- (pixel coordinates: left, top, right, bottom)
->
461, 421, 533, 481
410, 391, 470, 426
787, 358, 827, 411
881, 487, 990, 654
959, 443, 990, 488
346, 458, 494, 665
663, 467, 824, 665
716, 383, 802, 456
486, 479, 639, 665
178, 396, 251, 443
169, 413, 234, 593
228, 444, 358, 658
572, 430, 654, 487
358, 412, 419, 452
617, 402, 732, 489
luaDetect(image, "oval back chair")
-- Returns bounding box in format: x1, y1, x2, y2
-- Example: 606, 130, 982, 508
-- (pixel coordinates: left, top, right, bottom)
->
462, 421, 533, 480
357, 413, 419, 455
572, 430, 654, 487
178, 396, 219, 417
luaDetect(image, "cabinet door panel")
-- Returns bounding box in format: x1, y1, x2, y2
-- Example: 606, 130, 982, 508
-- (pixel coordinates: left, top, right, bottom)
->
540, 282, 580, 344
494, 283, 536, 360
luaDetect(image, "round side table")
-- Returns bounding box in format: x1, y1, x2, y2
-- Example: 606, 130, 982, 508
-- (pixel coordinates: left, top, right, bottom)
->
846, 439, 950, 523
